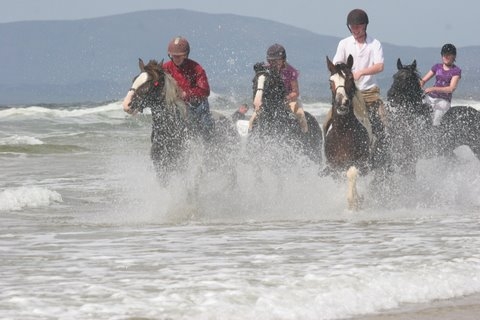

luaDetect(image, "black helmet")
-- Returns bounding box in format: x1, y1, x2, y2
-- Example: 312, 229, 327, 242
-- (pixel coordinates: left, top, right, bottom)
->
266, 43, 286, 60
347, 9, 369, 26
441, 43, 457, 56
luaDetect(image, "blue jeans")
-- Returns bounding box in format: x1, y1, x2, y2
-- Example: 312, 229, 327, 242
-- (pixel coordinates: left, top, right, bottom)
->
187, 100, 215, 141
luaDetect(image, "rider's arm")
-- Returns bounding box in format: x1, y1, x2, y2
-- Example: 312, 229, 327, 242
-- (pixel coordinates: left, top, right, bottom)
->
287, 79, 300, 102
424, 75, 461, 94
353, 62, 384, 81
420, 70, 435, 87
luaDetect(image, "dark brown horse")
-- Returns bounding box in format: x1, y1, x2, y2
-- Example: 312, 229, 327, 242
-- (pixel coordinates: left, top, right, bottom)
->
324, 55, 372, 210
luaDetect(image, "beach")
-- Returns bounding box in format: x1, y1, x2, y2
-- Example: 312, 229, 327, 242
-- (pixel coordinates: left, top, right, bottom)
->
358, 294, 480, 320
1, 102, 479, 319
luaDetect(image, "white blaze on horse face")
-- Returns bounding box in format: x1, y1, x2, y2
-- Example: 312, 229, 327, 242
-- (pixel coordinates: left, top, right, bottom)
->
330, 72, 348, 106
253, 74, 265, 110
131, 72, 149, 90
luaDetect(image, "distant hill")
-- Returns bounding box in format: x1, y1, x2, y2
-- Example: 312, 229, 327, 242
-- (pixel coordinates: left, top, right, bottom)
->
1, 9, 479, 105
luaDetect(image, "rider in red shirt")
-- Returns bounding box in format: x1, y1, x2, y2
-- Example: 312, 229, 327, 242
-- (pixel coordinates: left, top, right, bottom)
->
162, 36, 214, 141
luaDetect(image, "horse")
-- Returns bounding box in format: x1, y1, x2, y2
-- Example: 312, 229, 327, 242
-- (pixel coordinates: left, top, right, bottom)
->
249, 62, 323, 170
387, 58, 480, 173
124, 58, 189, 184
386, 58, 434, 177
124, 58, 240, 188
324, 55, 373, 210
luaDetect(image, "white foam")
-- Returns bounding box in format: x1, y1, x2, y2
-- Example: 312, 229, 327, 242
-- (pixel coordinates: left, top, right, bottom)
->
0, 186, 63, 211
0, 135, 44, 145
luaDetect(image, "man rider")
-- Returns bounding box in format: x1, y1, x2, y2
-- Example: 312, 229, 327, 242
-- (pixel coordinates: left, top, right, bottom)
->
162, 36, 215, 142
330, 9, 388, 167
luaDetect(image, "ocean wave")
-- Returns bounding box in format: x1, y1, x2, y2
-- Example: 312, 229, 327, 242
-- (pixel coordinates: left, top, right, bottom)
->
0, 143, 87, 154
0, 97, 478, 122
0, 186, 63, 211
0, 101, 125, 119
0, 135, 44, 146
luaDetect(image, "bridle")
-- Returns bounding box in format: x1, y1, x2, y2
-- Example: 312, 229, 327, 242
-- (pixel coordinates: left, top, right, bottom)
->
329, 71, 352, 115
131, 73, 166, 112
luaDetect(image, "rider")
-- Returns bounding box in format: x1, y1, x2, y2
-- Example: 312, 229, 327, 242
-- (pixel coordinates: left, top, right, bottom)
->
330, 8, 387, 166
420, 43, 461, 126
162, 36, 215, 141
249, 44, 308, 133
232, 103, 249, 122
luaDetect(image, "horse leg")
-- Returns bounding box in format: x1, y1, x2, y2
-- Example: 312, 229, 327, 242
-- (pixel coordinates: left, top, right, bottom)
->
346, 166, 362, 211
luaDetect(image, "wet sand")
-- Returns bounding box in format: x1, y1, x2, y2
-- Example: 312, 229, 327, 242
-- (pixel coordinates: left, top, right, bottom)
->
354, 294, 480, 320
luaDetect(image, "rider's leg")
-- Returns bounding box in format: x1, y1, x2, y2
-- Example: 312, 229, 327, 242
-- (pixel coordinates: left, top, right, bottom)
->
289, 101, 308, 133
431, 99, 450, 126
189, 100, 215, 142
365, 98, 389, 170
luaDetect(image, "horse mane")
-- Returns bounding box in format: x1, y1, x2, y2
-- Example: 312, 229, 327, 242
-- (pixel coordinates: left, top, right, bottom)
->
141, 59, 187, 118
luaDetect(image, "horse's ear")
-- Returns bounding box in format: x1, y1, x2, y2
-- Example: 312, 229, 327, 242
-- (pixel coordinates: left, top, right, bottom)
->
139, 58, 145, 71
412, 60, 417, 70
326, 56, 335, 73
254, 62, 266, 73
346, 55, 354, 69
397, 58, 403, 70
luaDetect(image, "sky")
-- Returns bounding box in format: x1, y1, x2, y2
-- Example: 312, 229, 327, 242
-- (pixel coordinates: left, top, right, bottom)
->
2, 0, 477, 48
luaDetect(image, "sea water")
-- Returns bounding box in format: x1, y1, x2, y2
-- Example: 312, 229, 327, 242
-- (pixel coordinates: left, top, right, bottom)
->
0, 99, 479, 320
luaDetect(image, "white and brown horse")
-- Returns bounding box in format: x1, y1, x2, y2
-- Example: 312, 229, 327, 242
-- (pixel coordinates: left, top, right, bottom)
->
123, 59, 189, 184
324, 55, 373, 210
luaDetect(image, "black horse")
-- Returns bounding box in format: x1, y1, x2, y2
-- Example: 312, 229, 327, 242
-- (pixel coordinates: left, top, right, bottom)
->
124, 59, 239, 186
387, 58, 480, 175
324, 55, 373, 210
386, 58, 434, 176
249, 62, 322, 169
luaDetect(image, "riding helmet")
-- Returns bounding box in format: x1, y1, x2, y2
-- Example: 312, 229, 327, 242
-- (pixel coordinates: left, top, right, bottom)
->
266, 43, 287, 60
347, 9, 369, 26
441, 43, 457, 56
167, 36, 190, 56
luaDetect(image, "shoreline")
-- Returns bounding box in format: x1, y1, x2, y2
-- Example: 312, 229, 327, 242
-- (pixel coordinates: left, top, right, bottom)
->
354, 293, 480, 320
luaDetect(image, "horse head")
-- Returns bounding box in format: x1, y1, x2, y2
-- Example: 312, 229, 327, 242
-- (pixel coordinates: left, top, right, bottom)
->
387, 58, 424, 107
327, 55, 356, 116
127, 59, 166, 112
127, 58, 186, 118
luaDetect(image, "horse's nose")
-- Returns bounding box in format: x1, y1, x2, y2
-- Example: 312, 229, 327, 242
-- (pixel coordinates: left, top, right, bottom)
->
343, 98, 350, 106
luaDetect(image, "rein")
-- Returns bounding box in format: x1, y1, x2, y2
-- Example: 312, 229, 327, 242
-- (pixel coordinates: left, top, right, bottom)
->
133, 79, 166, 112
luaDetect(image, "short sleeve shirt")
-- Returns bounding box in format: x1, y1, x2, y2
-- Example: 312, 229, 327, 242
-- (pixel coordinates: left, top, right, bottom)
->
333, 35, 384, 90
428, 63, 462, 101
280, 63, 299, 95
